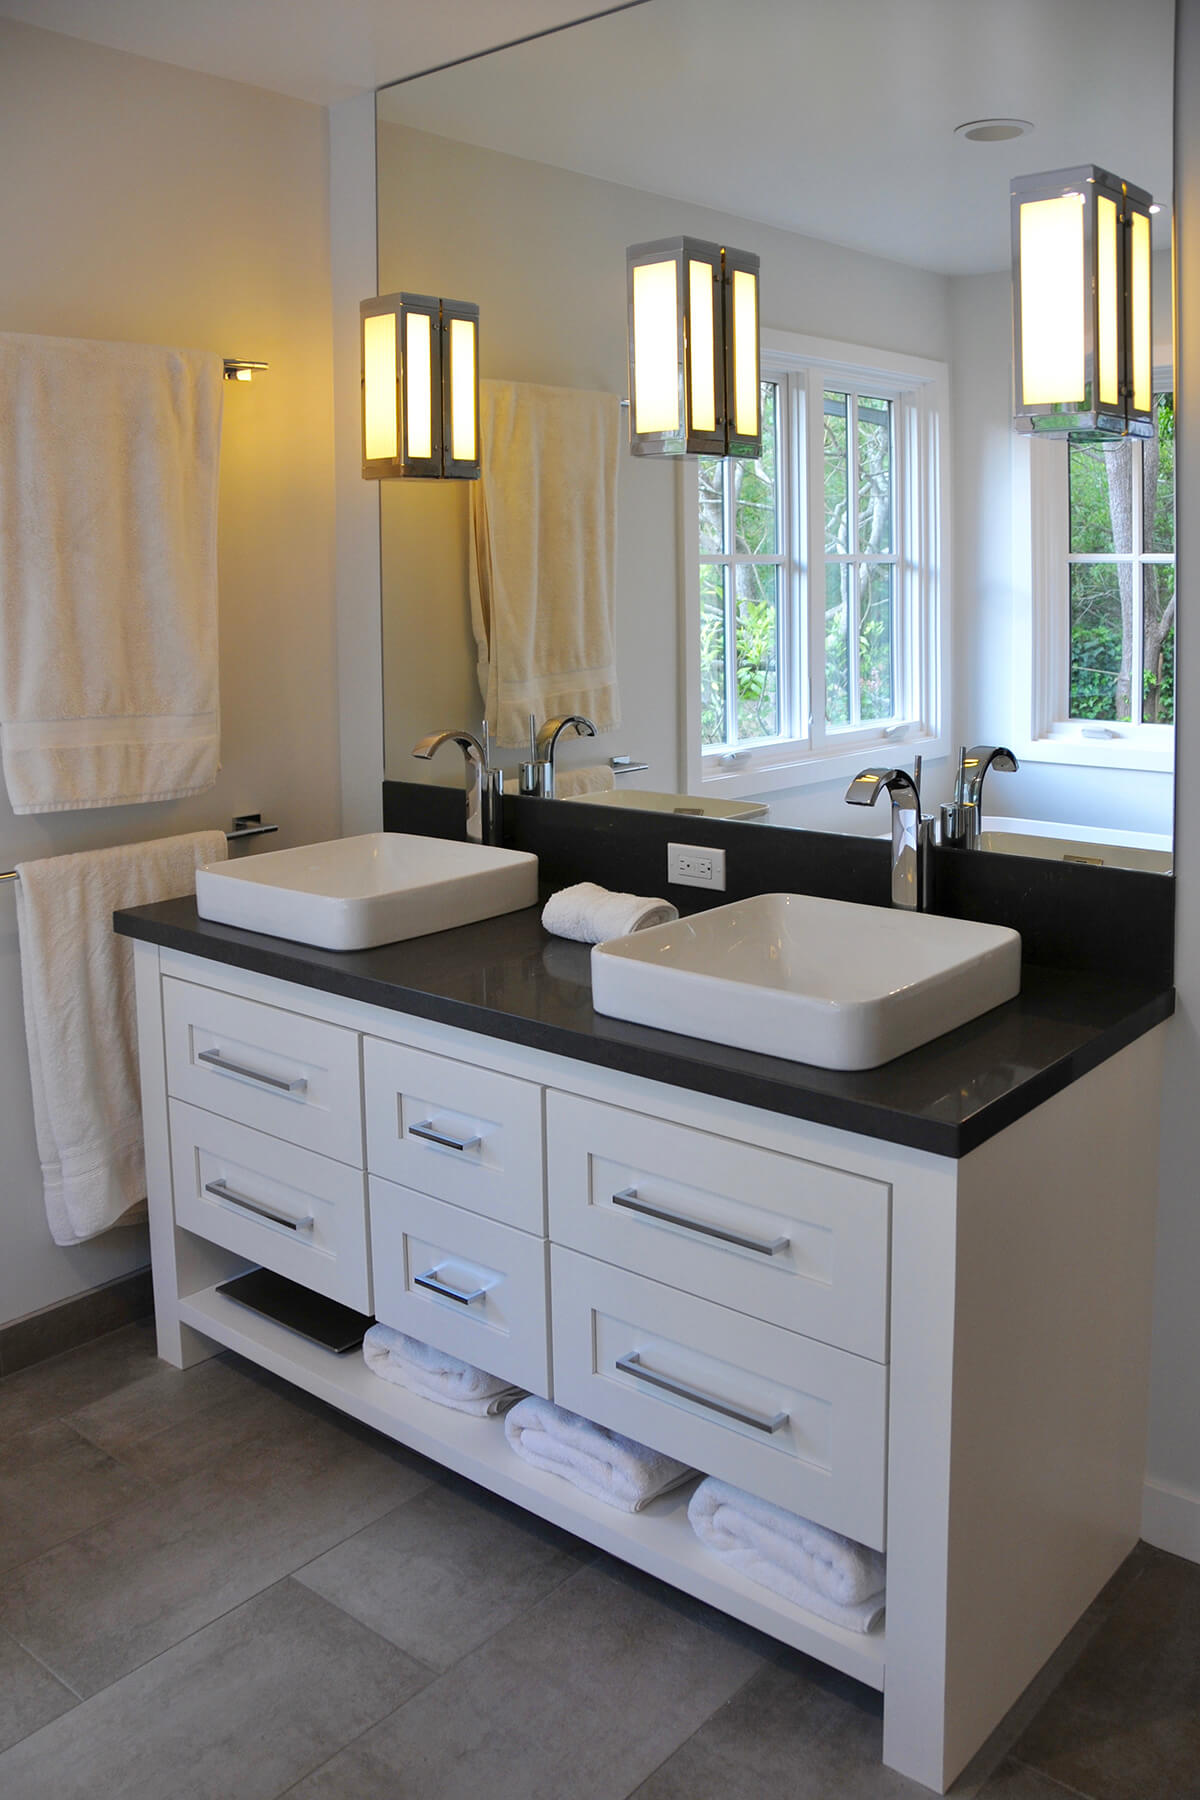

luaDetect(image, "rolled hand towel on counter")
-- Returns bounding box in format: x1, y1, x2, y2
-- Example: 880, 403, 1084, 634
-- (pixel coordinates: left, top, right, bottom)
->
552, 765, 616, 799
505, 1395, 696, 1512
363, 1325, 524, 1417
688, 1478, 886, 1633
541, 881, 677, 943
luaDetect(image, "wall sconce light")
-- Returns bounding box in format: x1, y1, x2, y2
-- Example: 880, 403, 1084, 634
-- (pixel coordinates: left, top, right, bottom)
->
626, 237, 761, 458
360, 292, 481, 479
1011, 164, 1153, 440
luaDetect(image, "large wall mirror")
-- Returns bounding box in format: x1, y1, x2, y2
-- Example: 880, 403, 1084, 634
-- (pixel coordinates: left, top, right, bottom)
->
376, 0, 1175, 871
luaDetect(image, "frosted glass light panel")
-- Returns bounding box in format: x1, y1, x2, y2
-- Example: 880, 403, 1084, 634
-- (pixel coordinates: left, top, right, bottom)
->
441, 300, 481, 479
1011, 165, 1154, 440
626, 237, 760, 458
360, 292, 480, 479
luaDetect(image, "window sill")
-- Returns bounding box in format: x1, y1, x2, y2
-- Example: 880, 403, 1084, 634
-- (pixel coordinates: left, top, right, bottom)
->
1016, 732, 1174, 775
697, 731, 950, 799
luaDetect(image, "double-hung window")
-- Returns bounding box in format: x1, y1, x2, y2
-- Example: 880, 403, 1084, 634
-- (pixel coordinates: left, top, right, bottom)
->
685, 331, 949, 799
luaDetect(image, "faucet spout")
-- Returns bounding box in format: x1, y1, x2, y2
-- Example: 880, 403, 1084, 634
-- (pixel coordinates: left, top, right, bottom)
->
412, 728, 500, 844
844, 765, 933, 911
532, 714, 597, 799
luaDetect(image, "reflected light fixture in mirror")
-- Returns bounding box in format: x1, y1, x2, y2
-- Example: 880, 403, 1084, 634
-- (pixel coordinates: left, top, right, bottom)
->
626, 236, 761, 457
1011, 164, 1153, 440
360, 291, 481, 479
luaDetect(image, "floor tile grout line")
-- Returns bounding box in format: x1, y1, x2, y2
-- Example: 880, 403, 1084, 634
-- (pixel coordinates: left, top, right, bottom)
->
1005, 1755, 1104, 1800
615, 1659, 766, 1800
0, 1620, 84, 1706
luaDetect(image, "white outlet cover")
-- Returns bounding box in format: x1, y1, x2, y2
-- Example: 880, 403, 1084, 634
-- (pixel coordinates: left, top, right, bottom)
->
667, 842, 727, 890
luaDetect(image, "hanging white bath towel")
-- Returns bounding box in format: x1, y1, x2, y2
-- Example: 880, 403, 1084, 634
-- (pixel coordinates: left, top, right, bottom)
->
14, 831, 227, 1245
0, 332, 223, 814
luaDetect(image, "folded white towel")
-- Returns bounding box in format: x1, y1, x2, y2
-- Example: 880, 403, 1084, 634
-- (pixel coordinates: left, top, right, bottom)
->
553, 764, 615, 799
0, 332, 223, 814
505, 1395, 696, 1512
15, 830, 228, 1245
688, 1478, 886, 1634
541, 880, 677, 943
363, 1325, 524, 1417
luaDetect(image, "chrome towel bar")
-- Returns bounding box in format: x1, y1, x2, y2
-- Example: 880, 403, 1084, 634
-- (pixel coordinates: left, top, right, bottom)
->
0, 815, 278, 883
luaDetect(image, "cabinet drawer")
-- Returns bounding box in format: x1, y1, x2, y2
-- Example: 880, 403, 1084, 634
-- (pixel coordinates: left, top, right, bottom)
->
163, 978, 363, 1166
546, 1092, 889, 1362
170, 1100, 371, 1311
551, 1247, 886, 1549
364, 1037, 544, 1234
370, 1178, 550, 1395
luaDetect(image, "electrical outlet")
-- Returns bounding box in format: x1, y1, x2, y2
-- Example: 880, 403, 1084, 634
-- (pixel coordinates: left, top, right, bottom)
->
667, 841, 727, 890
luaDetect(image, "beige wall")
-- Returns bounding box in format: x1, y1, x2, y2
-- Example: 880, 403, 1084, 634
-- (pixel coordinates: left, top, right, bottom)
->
376, 118, 951, 825
0, 19, 340, 1326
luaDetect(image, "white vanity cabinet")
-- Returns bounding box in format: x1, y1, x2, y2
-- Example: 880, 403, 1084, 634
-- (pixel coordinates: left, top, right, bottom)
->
130, 938, 1165, 1796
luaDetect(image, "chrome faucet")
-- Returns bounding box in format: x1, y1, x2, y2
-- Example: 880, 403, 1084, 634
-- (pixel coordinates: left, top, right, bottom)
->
411, 726, 504, 845
940, 745, 1019, 850
526, 713, 597, 798
845, 760, 935, 911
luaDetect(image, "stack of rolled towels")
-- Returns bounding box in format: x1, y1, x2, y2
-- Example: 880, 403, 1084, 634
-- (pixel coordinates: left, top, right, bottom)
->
505, 1395, 696, 1513
688, 1477, 886, 1633
363, 1324, 524, 1417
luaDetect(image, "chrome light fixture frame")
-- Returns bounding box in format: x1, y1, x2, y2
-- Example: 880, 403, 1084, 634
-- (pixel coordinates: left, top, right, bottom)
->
626, 236, 761, 459
1011, 164, 1154, 441
360, 291, 481, 480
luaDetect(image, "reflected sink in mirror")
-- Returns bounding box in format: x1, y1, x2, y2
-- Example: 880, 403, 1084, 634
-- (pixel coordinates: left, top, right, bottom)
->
976, 818, 1172, 875
564, 789, 769, 821
590, 893, 1022, 1071
195, 833, 539, 951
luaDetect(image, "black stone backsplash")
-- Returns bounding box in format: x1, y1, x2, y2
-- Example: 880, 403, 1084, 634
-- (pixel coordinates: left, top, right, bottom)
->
382, 780, 1174, 990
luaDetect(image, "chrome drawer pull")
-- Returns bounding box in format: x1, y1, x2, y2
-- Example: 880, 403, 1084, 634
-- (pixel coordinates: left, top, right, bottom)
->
615, 1351, 788, 1435
197, 1048, 307, 1095
414, 1267, 487, 1306
611, 1188, 789, 1257
409, 1120, 481, 1154
204, 1179, 313, 1233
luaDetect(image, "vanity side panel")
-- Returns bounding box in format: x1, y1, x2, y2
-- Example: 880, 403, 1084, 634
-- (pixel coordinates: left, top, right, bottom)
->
939, 1028, 1164, 1785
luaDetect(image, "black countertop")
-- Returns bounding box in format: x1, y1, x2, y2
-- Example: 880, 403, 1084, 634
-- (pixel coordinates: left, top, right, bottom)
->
114, 897, 1174, 1159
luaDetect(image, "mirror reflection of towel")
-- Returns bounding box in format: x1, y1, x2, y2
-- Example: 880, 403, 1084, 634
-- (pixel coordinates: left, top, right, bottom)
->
470, 379, 620, 747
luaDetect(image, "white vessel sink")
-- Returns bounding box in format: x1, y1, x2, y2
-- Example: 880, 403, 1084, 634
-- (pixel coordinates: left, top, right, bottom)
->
195, 832, 539, 951
564, 789, 769, 821
590, 892, 1022, 1071
977, 817, 1172, 875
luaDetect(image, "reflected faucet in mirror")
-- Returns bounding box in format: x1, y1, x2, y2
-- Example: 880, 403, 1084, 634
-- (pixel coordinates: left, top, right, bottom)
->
940, 746, 1019, 852
521, 713, 597, 799
412, 726, 504, 845
846, 761, 935, 912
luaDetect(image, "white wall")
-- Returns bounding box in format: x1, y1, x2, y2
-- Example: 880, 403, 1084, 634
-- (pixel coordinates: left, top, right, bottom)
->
0, 20, 340, 1327
375, 119, 951, 830
1144, 0, 1200, 1560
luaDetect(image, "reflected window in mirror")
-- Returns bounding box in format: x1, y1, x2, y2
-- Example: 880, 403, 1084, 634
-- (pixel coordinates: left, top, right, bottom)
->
1018, 380, 1174, 774
684, 333, 949, 801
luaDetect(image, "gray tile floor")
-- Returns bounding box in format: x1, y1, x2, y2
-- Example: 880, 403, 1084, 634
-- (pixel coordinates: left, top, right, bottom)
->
0, 1320, 1196, 1800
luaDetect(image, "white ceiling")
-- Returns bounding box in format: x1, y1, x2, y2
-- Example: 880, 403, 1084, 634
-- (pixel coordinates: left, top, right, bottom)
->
378, 0, 1175, 276
0, 0, 643, 104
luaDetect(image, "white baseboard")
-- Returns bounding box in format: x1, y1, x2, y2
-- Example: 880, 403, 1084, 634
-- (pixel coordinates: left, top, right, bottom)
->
1142, 1476, 1200, 1563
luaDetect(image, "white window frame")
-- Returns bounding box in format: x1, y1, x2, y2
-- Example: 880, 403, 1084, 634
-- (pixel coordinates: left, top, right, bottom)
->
682, 329, 950, 800
1012, 368, 1175, 774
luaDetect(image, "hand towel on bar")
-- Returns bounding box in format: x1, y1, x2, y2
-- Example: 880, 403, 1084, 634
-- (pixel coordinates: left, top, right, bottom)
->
0, 332, 224, 814
14, 830, 227, 1246
688, 1478, 886, 1633
469, 379, 620, 747
505, 1395, 696, 1512
551, 764, 615, 798
363, 1324, 525, 1417
541, 881, 677, 943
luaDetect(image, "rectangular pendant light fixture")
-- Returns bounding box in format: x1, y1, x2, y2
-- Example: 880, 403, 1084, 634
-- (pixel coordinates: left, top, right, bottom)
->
626, 236, 761, 458
1011, 165, 1154, 440
360, 292, 481, 479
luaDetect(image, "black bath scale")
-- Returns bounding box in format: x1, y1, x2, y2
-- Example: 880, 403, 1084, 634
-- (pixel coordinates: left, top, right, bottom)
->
216, 1267, 374, 1354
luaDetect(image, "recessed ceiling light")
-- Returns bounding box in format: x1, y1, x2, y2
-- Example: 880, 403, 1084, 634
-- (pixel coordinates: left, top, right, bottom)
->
954, 118, 1034, 143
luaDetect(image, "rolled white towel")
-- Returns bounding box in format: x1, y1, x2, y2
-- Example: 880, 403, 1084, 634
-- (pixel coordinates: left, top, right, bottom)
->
505, 1396, 696, 1513
554, 764, 615, 798
541, 880, 677, 943
363, 1325, 524, 1417
688, 1478, 885, 1634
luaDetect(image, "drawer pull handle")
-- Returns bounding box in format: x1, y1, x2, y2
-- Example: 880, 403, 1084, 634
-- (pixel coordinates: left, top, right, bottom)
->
409, 1120, 481, 1154
204, 1179, 313, 1233
615, 1351, 788, 1435
611, 1188, 789, 1257
414, 1267, 487, 1306
197, 1049, 307, 1095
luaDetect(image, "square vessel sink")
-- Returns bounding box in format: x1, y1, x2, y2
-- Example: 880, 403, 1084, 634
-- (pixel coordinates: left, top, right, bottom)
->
590, 892, 1021, 1071
195, 832, 539, 952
